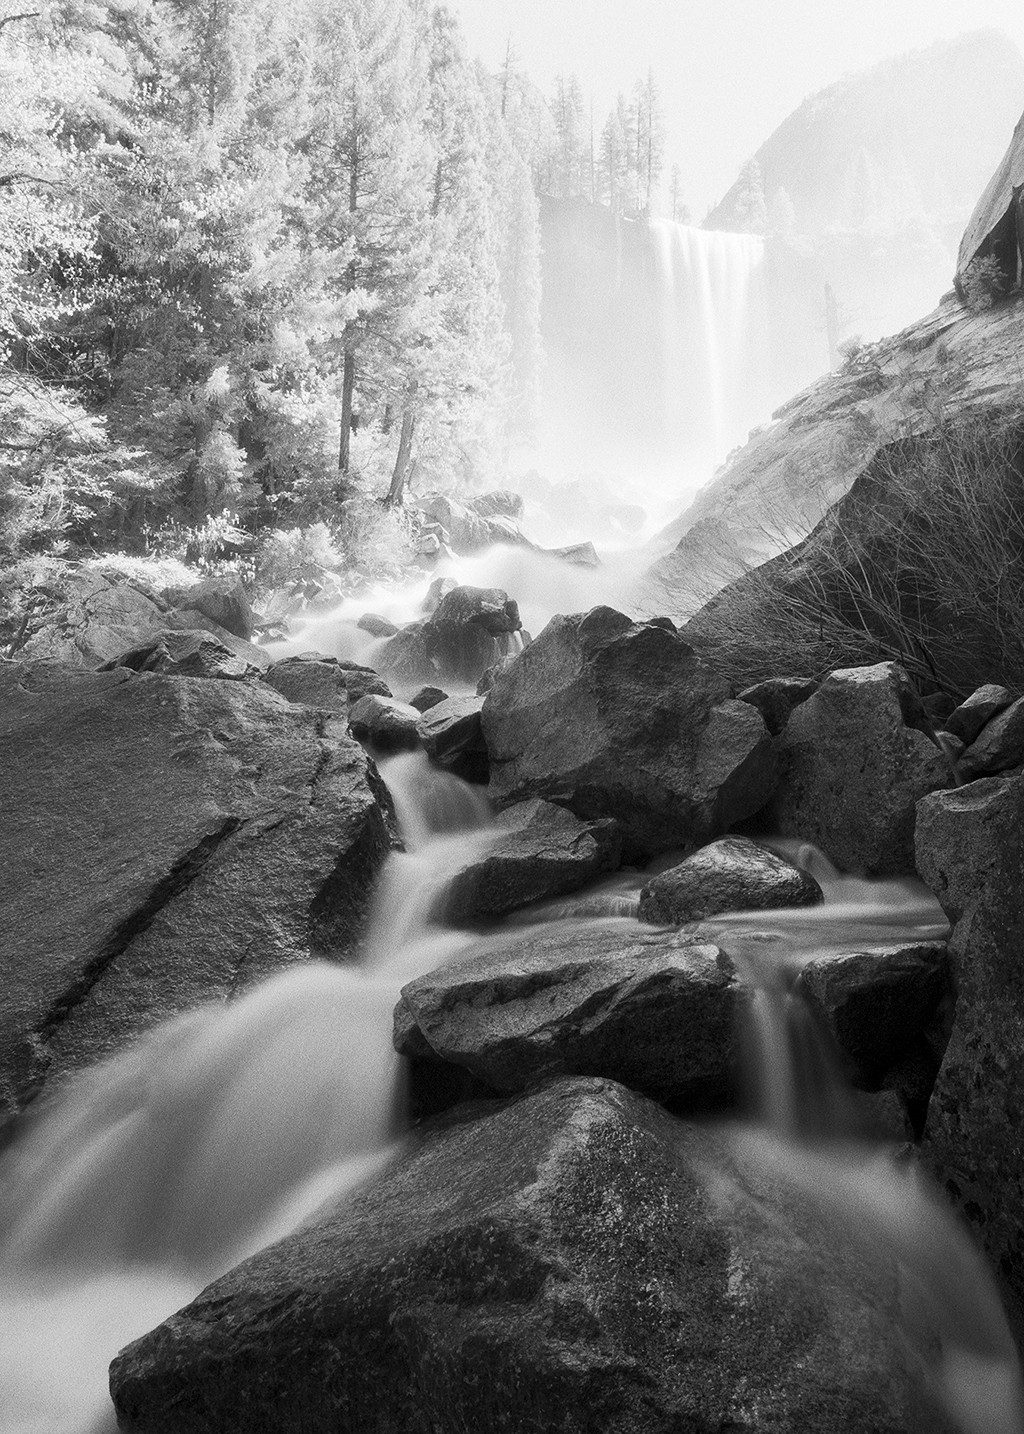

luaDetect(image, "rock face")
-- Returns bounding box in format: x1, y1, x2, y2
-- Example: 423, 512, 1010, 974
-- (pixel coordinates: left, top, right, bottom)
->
110, 1077, 954, 1434
99, 628, 262, 682
0, 661, 393, 1116
767, 662, 949, 874
916, 773, 1024, 1304
20, 569, 167, 666
481, 606, 778, 861
164, 608, 271, 672
639, 837, 822, 925
443, 799, 621, 924
164, 575, 254, 640
796, 942, 949, 1083
394, 925, 741, 1106
264, 654, 391, 713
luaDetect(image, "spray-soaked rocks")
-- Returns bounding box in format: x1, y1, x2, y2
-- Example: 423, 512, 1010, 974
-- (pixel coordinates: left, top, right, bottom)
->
442, 799, 621, 924
110, 1077, 960, 1434
263, 652, 391, 713
767, 661, 949, 875
394, 923, 742, 1108
481, 606, 778, 861
0, 660, 393, 1117
638, 836, 822, 924
376, 584, 524, 691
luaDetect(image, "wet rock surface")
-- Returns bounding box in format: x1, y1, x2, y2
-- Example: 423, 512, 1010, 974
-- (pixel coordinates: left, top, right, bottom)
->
944, 683, 1013, 745
394, 923, 742, 1106
959, 694, 1024, 778
264, 653, 391, 711
917, 773, 1024, 1306
638, 836, 822, 925
443, 798, 621, 923
416, 695, 487, 783
99, 628, 262, 682
767, 661, 949, 875
481, 606, 778, 861
0, 660, 392, 1116
348, 694, 421, 751
110, 1077, 953, 1434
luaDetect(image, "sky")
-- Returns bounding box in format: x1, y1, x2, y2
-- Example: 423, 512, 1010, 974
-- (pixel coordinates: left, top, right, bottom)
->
450, 0, 1024, 215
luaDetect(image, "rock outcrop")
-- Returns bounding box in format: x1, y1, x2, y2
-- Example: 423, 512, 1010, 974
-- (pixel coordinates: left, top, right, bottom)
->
481, 606, 778, 861
99, 628, 262, 682
916, 773, 1024, 1305
110, 1077, 956, 1434
767, 662, 948, 874
19, 569, 167, 666
0, 661, 393, 1116
639, 836, 821, 925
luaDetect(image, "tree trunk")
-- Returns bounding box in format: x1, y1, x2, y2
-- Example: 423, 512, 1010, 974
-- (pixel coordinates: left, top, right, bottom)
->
384, 409, 416, 507
338, 347, 356, 481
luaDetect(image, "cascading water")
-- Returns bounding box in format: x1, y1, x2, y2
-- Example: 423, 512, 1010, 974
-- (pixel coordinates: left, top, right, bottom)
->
2, 788, 1021, 1433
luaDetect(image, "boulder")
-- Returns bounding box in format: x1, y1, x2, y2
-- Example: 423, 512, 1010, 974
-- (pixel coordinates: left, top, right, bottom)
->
737, 676, 818, 736
481, 606, 778, 861
766, 662, 949, 875
796, 942, 949, 1082
19, 570, 167, 667
638, 836, 822, 925
165, 608, 271, 672
0, 661, 392, 1116
99, 629, 262, 682
430, 585, 521, 636
264, 654, 390, 713
443, 799, 621, 923
356, 613, 399, 639
408, 685, 448, 713
413, 494, 492, 554
547, 541, 600, 567
416, 695, 487, 783
916, 772, 1024, 1306
468, 488, 525, 521
378, 608, 521, 693
164, 575, 254, 640
959, 694, 1024, 778
420, 576, 458, 615
395, 924, 741, 1106
110, 1078, 959, 1434
944, 682, 1013, 744
348, 694, 421, 752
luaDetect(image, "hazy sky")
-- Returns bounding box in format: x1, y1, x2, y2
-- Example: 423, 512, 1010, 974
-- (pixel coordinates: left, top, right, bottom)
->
451, 0, 1024, 214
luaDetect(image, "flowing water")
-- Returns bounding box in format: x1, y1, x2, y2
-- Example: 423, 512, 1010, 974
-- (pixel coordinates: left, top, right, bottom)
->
1, 769, 1021, 1433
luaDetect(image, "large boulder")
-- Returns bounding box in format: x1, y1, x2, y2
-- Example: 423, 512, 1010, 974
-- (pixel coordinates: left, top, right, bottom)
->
378, 588, 524, 692
394, 924, 741, 1106
638, 836, 822, 925
0, 661, 393, 1116
767, 662, 949, 874
481, 606, 778, 860
916, 772, 1024, 1305
264, 654, 391, 713
416, 695, 487, 783
19, 570, 167, 666
348, 694, 421, 752
959, 695, 1024, 778
431, 585, 520, 635
110, 1077, 960, 1434
443, 798, 621, 923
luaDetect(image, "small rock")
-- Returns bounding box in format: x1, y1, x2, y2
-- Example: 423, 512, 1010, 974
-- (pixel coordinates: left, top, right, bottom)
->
960, 694, 1024, 777
548, 542, 600, 567
944, 683, 1013, 745
417, 695, 487, 783
737, 676, 818, 736
639, 836, 821, 925
408, 685, 448, 713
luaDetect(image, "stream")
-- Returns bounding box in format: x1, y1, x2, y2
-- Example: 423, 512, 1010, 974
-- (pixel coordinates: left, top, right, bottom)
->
0, 754, 1021, 1433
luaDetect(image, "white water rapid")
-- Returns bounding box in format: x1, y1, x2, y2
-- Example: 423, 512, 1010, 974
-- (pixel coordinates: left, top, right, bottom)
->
0, 782, 1021, 1433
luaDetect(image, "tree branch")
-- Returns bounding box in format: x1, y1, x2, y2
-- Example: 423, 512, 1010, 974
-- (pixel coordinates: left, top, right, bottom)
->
0, 11, 40, 32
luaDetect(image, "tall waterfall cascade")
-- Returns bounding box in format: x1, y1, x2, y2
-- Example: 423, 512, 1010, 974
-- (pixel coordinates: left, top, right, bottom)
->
538, 203, 771, 500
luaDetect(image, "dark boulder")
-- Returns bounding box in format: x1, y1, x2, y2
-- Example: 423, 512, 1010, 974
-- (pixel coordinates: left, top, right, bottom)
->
356, 612, 399, 639
165, 608, 271, 672
959, 695, 1024, 778
916, 773, 1024, 1306
395, 924, 741, 1106
348, 694, 421, 752
944, 683, 1013, 745
164, 575, 254, 640
110, 1077, 959, 1434
796, 942, 949, 1082
638, 836, 821, 925
431, 584, 521, 636
408, 685, 448, 713
99, 628, 262, 682
767, 662, 949, 875
481, 606, 778, 861
0, 661, 392, 1116
416, 695, 487, 783
443, 798, 621, 923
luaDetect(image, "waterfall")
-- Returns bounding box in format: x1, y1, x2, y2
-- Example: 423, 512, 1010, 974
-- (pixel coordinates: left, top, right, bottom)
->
538, 201, 771, 503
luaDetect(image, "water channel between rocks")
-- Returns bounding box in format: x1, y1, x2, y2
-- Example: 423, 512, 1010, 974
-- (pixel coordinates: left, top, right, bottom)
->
0, 752, 1021, 1434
